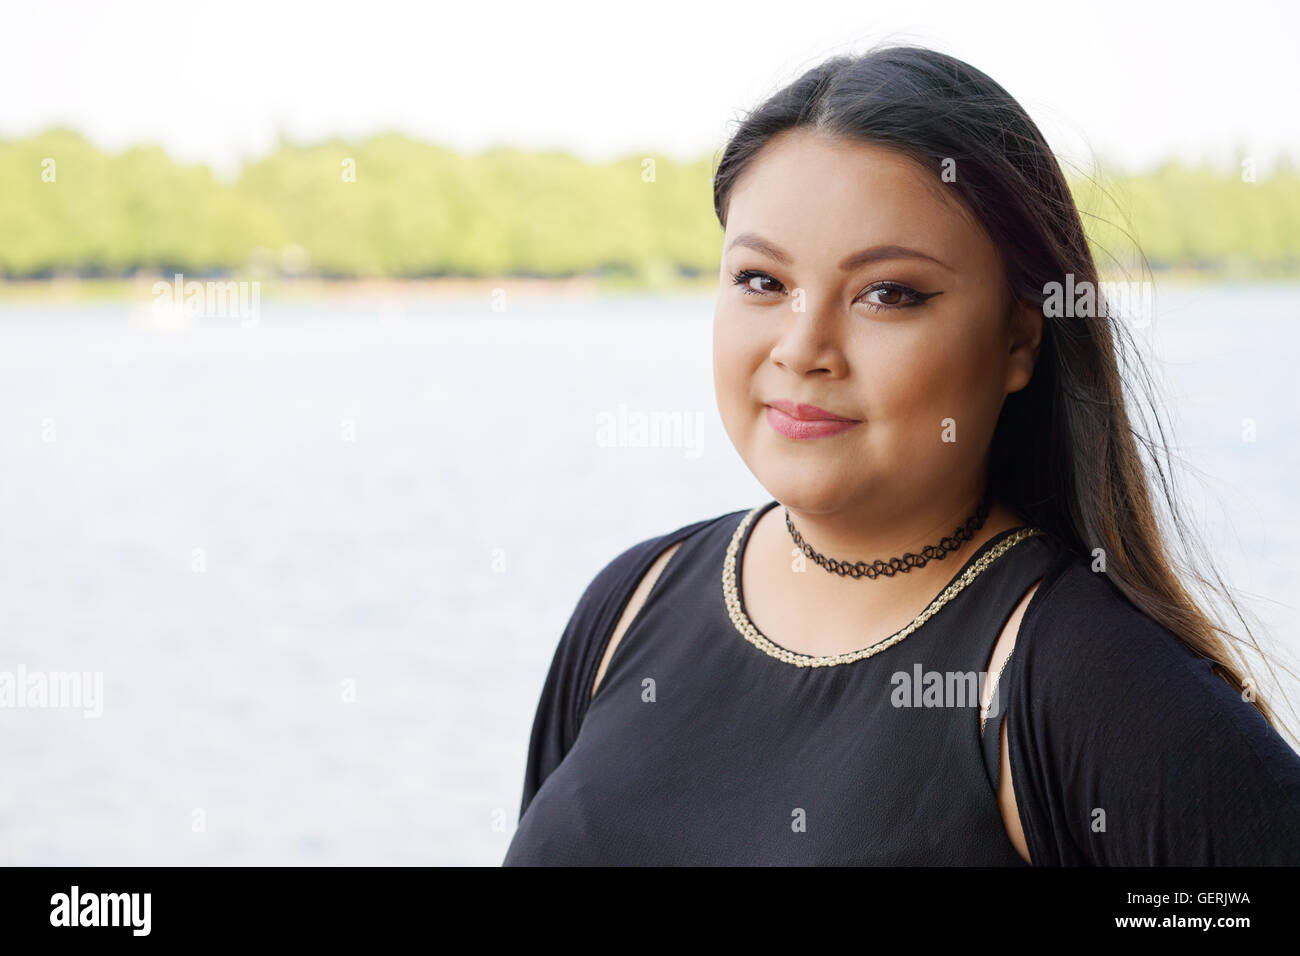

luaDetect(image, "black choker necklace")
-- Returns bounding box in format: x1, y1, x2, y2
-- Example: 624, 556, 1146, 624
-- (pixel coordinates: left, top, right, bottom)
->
784, 491, 993, 580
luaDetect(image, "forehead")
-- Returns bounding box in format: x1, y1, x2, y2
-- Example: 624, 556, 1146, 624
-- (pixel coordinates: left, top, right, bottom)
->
724, 128, 986, 259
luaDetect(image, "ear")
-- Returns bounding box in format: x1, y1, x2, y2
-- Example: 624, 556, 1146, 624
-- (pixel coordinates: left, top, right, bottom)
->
1005, 297, 1042, 395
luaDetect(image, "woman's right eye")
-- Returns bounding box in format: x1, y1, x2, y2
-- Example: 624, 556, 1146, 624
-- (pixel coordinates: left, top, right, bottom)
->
731, 269, 785, 296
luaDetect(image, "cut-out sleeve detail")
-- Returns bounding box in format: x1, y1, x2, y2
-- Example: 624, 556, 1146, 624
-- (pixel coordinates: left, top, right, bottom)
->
516, 513, 724, 820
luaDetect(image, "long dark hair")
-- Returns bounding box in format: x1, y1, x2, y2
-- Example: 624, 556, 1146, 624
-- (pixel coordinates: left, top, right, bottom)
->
711, 44, 1298, 741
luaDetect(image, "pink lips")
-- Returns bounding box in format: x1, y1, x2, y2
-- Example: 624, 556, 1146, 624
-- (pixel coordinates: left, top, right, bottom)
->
764, 400, 862, 440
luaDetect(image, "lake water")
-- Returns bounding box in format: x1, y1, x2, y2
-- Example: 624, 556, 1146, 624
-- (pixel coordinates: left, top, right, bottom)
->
1, 283, 1297, 865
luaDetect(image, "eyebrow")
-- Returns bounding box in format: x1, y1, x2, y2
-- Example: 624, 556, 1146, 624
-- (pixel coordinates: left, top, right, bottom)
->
725, 232, 952, 273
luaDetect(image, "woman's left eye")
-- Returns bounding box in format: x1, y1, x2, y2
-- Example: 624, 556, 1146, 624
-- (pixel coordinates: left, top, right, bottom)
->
857, 281, 937, 312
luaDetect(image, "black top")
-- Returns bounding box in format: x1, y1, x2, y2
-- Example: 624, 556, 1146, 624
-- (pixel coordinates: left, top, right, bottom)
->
503, 501, 1300, 865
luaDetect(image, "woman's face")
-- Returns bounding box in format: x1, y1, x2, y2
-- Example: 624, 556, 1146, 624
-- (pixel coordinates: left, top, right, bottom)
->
712, 128, 1039, 517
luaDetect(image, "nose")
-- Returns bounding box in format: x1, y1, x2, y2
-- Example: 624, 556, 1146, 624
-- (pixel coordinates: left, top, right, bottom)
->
769, 290, 848, 377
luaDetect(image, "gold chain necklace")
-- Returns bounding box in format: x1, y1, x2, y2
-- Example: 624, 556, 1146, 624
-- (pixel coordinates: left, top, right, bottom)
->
722, 502, 1043, 668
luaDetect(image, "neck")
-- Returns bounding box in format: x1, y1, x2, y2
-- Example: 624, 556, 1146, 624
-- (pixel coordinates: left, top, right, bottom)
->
747, 478, 1027, 626
783, 483, 993, 571
737, 476, 1029, 657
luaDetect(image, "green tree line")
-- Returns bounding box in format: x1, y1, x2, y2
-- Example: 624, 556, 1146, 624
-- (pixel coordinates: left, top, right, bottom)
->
2, 128, 1297, 281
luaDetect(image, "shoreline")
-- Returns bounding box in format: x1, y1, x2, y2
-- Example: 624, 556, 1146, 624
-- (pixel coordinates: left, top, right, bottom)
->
0, 270, 1295, 303
0, 274, 721, 303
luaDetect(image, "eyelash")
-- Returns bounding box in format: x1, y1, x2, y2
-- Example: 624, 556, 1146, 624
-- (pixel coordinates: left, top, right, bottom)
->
730, 269, 938, 313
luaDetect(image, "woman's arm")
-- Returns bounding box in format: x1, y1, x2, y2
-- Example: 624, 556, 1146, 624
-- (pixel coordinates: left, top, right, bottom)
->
1004, 555, 1300, 866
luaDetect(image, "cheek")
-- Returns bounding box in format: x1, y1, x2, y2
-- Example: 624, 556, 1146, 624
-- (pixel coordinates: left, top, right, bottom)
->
861, 313, 1004, 430
712, 307, 761, 406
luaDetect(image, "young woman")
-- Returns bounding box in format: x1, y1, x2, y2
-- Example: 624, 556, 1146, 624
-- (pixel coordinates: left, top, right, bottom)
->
503, 45, 1300, 866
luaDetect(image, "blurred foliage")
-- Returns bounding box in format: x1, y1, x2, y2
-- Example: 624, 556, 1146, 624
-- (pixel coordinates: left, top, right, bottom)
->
1073, 157, 1300, 278
2, 128, 1297, 281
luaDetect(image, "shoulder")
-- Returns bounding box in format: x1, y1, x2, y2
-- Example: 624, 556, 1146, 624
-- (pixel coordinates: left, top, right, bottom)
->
585, 508, 744, 699
1016, 542, 1184, 665
1012, 541, 1248, 724
554, 504, 752, 684
1012, 543, 1250, 711
574, 505, 749, 614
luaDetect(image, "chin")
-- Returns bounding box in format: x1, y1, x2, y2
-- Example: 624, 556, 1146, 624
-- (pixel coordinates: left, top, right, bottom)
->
752, 467, 861, 517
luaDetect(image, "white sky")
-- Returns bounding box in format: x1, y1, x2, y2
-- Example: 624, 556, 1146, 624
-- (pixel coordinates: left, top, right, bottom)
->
3, 0, 1297, 179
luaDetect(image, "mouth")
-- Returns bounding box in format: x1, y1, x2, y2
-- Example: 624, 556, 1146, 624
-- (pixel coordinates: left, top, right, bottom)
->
763, 400, 862, 441
764, 399, 860, 423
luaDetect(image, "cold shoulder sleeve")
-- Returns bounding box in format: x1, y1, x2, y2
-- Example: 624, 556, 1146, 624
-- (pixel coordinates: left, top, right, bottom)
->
1004, 549, 1300, 865
516, 513, 725, 820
